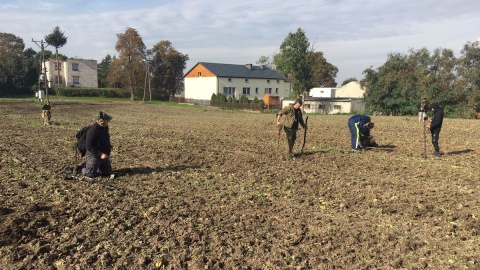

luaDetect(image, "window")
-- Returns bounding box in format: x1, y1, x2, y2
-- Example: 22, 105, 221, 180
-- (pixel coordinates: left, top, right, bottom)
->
334, 105, 341, 110
277, 80, 280, 84
305, 104, 311, 109
318, 104, 324, 109
72, 63, 79, 71
275, 88, 279, 94
198, 72, 202, 77
228, 78, 232, 82
255, 88, 259, 94
245, 79, 249, 83
264, 88, 272, 94
73, 76, 80, 84
243, 87, 250, 95
55, 76, 62, 84
55, 63, 62, 70
223, 87, 235, 95
267, 80, 270, 83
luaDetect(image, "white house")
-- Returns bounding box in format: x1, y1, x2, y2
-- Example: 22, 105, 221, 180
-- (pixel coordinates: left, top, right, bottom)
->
310, 87, 336, 98
282, 81, 366, 114
184, 62, 290, 104
43, 58, 98, 88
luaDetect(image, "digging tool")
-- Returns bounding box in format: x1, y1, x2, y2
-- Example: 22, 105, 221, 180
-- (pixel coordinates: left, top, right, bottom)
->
301, 116, 309, 154
276, 124, 283, 157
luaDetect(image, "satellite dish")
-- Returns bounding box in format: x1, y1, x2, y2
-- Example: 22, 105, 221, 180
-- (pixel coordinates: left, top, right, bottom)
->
39, 74, 46, 81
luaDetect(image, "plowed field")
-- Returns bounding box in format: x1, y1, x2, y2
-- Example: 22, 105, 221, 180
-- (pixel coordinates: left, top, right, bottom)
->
1, 100, 479, 269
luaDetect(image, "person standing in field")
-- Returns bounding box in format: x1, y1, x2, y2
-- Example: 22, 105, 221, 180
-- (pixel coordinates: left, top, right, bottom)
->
276, 99, 306, 158
81, 112, 113, 179
426, 103, 444, 157
347, 114, 374, 152
418, 99, 428, 122
42, 101, 52, 125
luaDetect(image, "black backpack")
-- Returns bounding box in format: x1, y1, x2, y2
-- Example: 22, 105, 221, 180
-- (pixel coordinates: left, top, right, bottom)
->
75, 125, 91, 158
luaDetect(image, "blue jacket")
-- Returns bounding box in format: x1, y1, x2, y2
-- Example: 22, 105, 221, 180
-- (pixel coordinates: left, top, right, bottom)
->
348, 114, 371, 127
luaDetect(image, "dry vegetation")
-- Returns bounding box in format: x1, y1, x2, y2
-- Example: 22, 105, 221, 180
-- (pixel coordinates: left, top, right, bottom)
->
0, 100, 479, 269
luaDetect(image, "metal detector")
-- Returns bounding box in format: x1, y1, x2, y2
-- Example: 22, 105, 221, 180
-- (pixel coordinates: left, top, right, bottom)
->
423, 116, 428, 159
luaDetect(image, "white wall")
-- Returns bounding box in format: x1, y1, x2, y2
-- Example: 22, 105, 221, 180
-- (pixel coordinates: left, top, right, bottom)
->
309, 87, 336, 98
184, 77, 218, 100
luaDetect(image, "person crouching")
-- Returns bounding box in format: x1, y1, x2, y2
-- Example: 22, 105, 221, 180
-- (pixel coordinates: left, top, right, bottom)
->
82, 112, 113, 179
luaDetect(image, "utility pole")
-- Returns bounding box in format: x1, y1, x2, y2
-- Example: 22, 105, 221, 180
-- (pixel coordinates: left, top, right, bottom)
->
32, 39, 49, 102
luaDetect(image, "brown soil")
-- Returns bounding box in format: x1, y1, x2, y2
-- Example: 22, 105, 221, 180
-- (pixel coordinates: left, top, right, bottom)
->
0, 100, 479, 269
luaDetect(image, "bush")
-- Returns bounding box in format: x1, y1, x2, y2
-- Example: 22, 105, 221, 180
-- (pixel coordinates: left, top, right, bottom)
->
55, 87, 129, 98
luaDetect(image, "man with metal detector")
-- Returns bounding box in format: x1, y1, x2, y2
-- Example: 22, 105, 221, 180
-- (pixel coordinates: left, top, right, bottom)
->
41, 101, 52, 125
348, 114, 374, 152
276, 99, 306, 159
426, 102, 444, 157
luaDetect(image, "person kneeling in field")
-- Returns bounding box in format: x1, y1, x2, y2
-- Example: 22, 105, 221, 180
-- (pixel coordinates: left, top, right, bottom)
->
42, 101, 52, 125
81, 112, 113, 179
348, 114, 374, 152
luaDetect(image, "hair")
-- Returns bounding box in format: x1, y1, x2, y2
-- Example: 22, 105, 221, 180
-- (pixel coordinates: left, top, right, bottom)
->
294, 99, 303, 105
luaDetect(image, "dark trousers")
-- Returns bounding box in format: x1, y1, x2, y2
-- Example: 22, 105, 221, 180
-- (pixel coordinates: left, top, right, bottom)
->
82, 151, 111, 178
284, 127, 297, 154
348, 119, 359, 149
431, 129, 441, 152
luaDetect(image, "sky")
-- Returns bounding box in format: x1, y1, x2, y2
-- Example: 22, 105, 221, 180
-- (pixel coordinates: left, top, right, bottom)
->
1, 0, 479, 85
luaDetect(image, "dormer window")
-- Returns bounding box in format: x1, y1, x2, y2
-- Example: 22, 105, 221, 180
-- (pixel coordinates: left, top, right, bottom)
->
198, 72, 202, 77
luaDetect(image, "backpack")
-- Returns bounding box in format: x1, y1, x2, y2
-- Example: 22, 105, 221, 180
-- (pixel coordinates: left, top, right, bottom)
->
75, 125, 91, 158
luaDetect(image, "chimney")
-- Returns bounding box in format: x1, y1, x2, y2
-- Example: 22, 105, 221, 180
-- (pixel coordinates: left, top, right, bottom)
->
245, 64, 253, 70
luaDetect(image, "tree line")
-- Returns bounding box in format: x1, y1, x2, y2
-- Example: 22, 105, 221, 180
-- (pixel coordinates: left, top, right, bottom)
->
361, 44, 480, 117
0, 27, 189, 101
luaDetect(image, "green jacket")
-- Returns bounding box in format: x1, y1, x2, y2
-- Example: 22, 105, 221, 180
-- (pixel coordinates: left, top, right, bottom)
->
277, 105, 305, 129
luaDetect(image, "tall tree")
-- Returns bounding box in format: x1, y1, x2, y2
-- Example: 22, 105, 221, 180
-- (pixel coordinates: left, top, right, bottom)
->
149, 40, 189, 100
309, 51, 338, 87
97, 54, 112, 88
113, 27, 146, 100
457, 41, 480, 108
0, 33, 26, 95
273, 28, 313, 97
44, 26, 67, 87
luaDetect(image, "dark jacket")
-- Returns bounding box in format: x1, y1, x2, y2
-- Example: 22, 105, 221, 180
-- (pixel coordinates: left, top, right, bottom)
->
348, 114, 371, 127
86, 122, 112, 156
430, 104, 444, 132
277, 105, 305, 129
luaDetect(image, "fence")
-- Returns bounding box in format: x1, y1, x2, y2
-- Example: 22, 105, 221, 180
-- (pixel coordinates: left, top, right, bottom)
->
168, 97, 281, 112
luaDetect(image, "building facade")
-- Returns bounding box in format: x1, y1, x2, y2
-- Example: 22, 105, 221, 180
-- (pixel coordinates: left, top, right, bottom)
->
184, 62, 290, 104
43, 59, 98, 88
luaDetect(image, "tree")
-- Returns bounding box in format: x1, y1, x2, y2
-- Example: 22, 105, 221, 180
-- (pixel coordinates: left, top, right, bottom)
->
309, 51, 338, 88
457, 41, 480, 108
113, 27, 146, 100
273, 28, 313, 97
44, 26, 67, 87
341, 77, 358, 86
97, 54, 112, 88
0, 33, 26, 95
256, 55, 275, 69
149, 40, 189, 100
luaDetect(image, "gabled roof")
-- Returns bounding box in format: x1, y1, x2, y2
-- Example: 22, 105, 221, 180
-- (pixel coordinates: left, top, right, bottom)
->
190, 62, 285, 80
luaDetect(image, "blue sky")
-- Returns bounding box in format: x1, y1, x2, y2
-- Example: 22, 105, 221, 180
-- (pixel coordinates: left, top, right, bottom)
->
1, 0, 479, 85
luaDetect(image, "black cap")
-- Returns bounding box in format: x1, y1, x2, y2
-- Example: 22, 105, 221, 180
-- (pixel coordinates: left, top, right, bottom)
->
431, 103, 440, 110
98, 111, 112, 121
294, 99, 303, 105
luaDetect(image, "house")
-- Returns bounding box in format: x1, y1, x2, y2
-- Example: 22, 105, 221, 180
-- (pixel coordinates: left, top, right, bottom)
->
310, 87, 336, 98
184, 62, 290, 104
43, 58, 98, 88
281, 81, 366, 114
